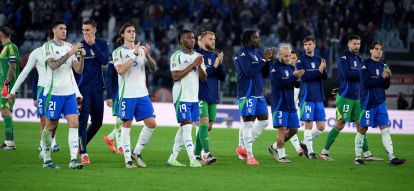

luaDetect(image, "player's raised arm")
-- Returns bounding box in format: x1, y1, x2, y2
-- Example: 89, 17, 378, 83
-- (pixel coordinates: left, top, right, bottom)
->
72, 43, 85, 74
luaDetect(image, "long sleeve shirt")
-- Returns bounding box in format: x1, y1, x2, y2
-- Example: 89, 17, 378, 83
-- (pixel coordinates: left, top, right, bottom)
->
198, 48, 226, 104
296, 53, 327, 103
337, 50, 362, 100
270, 60, 300, 112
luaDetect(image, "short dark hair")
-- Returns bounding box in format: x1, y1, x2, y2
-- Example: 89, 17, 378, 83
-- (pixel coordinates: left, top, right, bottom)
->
50, 20, 65, 31
0, 26, 11, 38
303, 36, 315, 43
348, 35, 361, 42
83, 19, 97, 27
370, 41, 383, 50
178, 30, 192, 43
241, 29, 257, 46
291, 50, 298, 55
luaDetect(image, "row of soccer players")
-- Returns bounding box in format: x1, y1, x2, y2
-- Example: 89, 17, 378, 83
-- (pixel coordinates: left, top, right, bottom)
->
233, 30, 405, 166
2, 20, 405, 169
2, 20, 224, 169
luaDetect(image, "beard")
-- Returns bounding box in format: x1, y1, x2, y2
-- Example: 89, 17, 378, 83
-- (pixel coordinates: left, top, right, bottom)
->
205, 43, 214, 51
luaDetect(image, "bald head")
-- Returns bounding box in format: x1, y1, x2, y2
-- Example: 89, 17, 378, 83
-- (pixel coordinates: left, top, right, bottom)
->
279, 47, 291, 64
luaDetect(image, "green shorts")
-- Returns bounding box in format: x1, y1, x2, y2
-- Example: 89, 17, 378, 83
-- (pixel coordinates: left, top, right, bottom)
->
335, 95, 360, 122
0, 97, 13, 111
199, 101, 217, 122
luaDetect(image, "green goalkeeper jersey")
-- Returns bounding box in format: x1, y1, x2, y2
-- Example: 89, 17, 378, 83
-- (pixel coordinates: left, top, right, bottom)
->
0, 41, 20, 86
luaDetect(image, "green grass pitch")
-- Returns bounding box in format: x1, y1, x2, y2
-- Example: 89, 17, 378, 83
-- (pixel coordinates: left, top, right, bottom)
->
0, 122, 413, 191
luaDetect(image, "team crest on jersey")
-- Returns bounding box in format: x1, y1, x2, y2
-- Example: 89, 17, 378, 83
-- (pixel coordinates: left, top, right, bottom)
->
311, 62, 315, 69
90, 49, 95, 57
208, 58, 212, 66
353, 61, 357, 67
285, 70, 289, 77
376, 69, 379, 76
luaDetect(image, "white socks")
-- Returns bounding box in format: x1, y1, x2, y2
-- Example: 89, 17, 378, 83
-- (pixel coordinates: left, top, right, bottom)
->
52, 135, 57, 146
381, 128, 395, 160
289, 134, 302, 153
41, 129, 52, 162
354, 132, 364, 159
277, 148, 286, 159
312, 129, 323, 139
133, 126, 154, 155
121, 127, 131, 163
168, 126, 183, 161
242, 121, 254, 158
252, 120, 268, 141
304, 129, 313, 154
68, 128, 79, 160
238, 127, 244, 149
182, 124, 196, 161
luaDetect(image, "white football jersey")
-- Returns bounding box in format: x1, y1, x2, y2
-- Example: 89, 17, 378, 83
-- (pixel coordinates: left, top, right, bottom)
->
10, 47, 48, 94
112, 45, 148, 98
170, 50, 205, 103
42, 40, 80, 96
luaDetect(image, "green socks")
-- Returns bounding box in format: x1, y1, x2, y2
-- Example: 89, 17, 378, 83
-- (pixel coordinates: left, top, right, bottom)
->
362, 135, 369, 152
3, 116, 14, 141
324, 126, 341, 150
195, 123, 210, 155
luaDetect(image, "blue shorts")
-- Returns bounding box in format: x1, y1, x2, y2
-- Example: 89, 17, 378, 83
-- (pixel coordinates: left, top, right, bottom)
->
238, 97, 268, 117
120, 96, 156, 121
360, 102, 389, 127
299, 101, 326, 121
46, 93, 78, 120
174, 101, 199, 123
36, 86, 46, 117
272, 110, 300, 128
112, 93, 120, 116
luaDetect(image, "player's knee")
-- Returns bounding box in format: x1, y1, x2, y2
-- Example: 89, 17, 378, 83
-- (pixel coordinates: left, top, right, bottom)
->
68, 120, 79, 129
258, 119, 269, 128
146, 120, 156, 129
335, 120, 345, 129
1, 109, 11, 118
289, 128, 298, 135
358, 127, 367, 135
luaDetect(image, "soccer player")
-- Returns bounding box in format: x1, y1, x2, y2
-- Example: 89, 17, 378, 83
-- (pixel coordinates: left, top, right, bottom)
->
8, 33, 61, 153
194, 31, 226, 165
296, 36, 327, 159
355, 42, 405, 165
0, 26, 19, 150
287, 50, 304, 156
76, 20, 110, 165
40, 20, 85, 169
112, 23, 158, 168
167, 30, 207, 168
103, 54, 123, 155
320, 35, 382, 161
267, 47, 304, 163
234, 29, 273, 165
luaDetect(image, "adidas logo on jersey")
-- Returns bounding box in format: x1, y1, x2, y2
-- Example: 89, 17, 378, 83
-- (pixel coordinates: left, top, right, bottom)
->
240, 52, 245, 56
125, 55, 130, 59
361, 65, 366, 69
341, 56, 346, 59
271, 69, 276, 73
